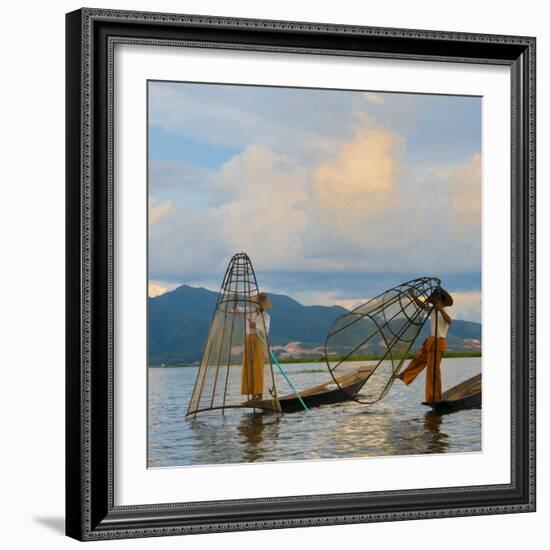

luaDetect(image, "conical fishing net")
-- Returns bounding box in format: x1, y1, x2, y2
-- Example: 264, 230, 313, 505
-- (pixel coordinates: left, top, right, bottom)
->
324, 277, 440, 404
187, 253, 281, 416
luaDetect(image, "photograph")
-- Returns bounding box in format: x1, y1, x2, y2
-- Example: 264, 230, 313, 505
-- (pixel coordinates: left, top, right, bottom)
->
61, 4, 536, 542
146, 81, 483, 468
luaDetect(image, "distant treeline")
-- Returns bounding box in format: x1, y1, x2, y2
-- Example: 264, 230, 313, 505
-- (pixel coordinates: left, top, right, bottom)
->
277, 350, 481, 363
148, 350, 481, 368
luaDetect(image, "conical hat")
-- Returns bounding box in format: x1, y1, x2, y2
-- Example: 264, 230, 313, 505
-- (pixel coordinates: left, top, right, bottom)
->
429, 287, 453, 307
256, 292, 272, 310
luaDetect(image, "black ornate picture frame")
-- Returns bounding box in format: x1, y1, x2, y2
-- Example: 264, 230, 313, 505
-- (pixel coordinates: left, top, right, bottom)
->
66, 8, 536, 541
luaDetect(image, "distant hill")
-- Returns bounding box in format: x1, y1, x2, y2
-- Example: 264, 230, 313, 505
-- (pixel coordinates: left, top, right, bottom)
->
148, 285, 219, 365
148, 285, 481, 365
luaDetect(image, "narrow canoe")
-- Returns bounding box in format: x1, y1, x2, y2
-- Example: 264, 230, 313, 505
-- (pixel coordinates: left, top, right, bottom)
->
422, 373, 482, 414
245, 364, 376, 413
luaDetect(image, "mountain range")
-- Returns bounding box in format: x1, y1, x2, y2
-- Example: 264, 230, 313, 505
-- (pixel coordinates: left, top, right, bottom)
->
148, 284, 482, 365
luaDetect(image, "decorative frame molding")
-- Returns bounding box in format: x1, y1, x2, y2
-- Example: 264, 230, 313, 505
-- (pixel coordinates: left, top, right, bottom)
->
66, 8, 536, 541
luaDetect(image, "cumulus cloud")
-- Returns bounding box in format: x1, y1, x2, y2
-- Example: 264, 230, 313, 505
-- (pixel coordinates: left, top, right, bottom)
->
447, 290, 482, 322
215, 145, 308, 269
363, 92, 384, 105
448, 153, 482, 229
148, 83, 482, 311
148, 144, 309, 279
312, 126, 401, 221
292, 123, 410, 271
148, 282, 167, 297
298, 134, 480, 275
149, 136, 482, 280
148, 280, 182, 297
149, 197, 172, 224
149, 204, 228, 280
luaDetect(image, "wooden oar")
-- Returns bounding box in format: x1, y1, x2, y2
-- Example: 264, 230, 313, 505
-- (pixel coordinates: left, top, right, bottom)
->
269, 350, 310, 412
432, 303, 438, 404
255, 328, 309, 412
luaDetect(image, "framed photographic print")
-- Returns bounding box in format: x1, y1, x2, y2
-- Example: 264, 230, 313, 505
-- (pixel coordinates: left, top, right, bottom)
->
65, 8, 536, 541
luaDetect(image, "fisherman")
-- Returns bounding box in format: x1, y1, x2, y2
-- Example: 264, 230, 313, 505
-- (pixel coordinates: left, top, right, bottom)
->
233, 292, 272, 401
396, 287, 453, 402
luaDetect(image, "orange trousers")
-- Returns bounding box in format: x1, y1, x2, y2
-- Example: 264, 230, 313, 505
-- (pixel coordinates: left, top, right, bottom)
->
399, 336, 447, 402
241, 333, 264, 397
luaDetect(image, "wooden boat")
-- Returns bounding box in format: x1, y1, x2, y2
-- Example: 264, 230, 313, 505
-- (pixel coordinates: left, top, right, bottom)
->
245, 364, 376, 413
422, 373, 481, 414
188, 259, 445, 417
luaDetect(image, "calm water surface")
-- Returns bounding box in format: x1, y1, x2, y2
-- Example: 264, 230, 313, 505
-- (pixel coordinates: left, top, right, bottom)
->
148, 358, 481, 467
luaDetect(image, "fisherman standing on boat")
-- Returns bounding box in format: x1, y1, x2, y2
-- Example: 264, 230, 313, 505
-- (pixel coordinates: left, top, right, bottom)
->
233, 292, 272, 401
396, 287, 453, 402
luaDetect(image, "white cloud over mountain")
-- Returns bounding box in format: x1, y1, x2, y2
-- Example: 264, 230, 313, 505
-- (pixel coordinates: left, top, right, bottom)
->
147, 83, 481, 316
149, 133, 480, 278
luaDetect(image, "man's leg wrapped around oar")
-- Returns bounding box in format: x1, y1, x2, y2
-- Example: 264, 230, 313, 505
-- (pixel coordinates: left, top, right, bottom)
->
398, 335, 446, 401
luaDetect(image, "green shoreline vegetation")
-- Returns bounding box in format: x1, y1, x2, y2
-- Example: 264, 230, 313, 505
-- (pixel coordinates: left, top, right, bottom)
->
148, 350, 482, 368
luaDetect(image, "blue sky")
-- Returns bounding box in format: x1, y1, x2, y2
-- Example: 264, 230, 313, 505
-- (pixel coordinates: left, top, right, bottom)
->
148, 81, 482, 321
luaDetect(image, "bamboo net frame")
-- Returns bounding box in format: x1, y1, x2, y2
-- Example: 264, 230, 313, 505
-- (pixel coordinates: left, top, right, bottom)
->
324, 277, 441, 404
186, 253, 280, 416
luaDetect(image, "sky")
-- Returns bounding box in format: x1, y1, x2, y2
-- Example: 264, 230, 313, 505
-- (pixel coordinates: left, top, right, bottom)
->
148, 81, 482, 322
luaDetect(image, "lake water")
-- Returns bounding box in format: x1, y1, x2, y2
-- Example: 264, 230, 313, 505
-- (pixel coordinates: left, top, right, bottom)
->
148, 358, 481, 467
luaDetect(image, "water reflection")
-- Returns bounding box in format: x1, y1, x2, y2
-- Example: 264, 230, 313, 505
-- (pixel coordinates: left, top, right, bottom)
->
423, 411, 448, 454
237, 413, 281, 462
148, 358, 481, 467
185, 411, 283, 464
